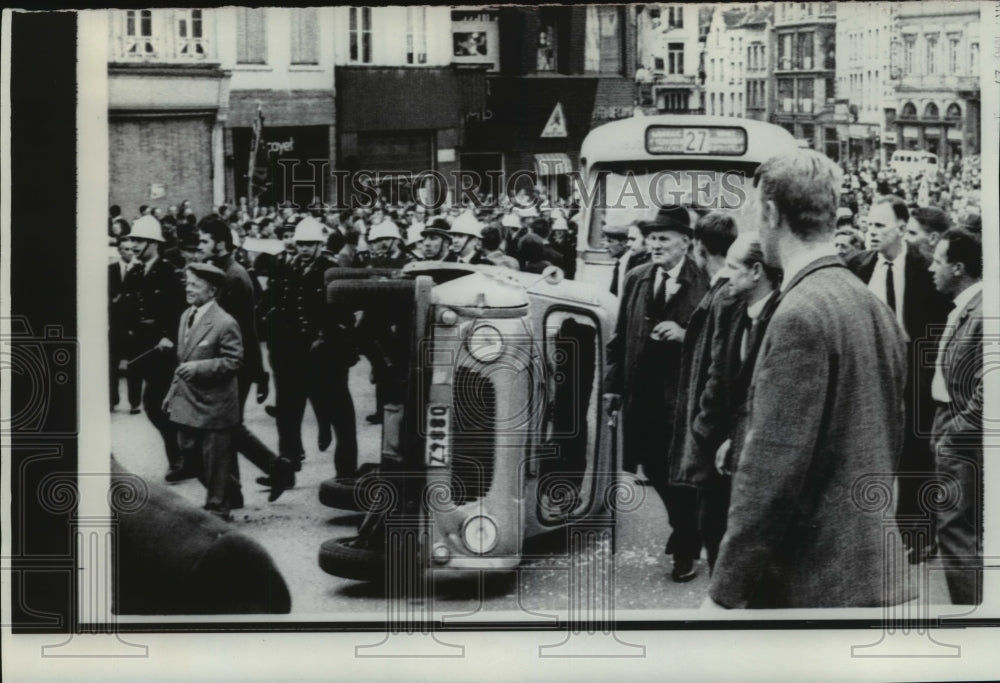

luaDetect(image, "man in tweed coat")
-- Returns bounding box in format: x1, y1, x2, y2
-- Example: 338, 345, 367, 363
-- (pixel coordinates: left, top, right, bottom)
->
708, 150, 914, 608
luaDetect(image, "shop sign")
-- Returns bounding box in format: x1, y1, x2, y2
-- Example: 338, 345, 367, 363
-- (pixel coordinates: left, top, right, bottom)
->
149, 183, 166, 199
902, 126, 919, 138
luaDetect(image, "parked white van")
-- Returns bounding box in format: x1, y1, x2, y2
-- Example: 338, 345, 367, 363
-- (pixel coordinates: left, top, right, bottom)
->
890, 150, 939, 178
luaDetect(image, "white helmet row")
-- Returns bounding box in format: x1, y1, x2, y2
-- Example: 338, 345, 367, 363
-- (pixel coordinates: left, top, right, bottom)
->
130, 215, 165, 242
293, 216, 326, 242
449, 211, 483, 239
368, 218, 403, 243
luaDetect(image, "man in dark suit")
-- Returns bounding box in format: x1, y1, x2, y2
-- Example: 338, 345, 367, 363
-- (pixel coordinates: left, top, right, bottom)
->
708, 150, 913, 609
109, 237, 142, 413
605, 205, 709, 583
928, 228, 983, 605
846, 195, 950, 559
668, 211, 738, 502
197, 218, 292, 501
163, 263, 243, 521
125, 216, 187, 479
675, 231, 780, 572
604, 222, 650, 296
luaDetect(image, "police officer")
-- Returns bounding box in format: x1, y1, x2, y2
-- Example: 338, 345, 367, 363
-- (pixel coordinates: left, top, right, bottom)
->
125, 215, 187, 479
271, 217, 358, 476
258, 221, 298, 419
420, 218, 453, 261
444, 211, 485, 264
367, 219, 412, 268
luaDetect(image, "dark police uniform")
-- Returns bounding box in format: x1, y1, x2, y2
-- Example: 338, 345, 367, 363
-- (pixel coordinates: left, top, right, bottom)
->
124, 255, 186, 472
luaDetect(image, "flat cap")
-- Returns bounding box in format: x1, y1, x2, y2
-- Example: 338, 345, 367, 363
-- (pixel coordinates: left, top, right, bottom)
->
186, 262, 227, 289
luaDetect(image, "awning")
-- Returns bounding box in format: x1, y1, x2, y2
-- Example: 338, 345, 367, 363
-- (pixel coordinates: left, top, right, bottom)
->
534, 153, 573, 176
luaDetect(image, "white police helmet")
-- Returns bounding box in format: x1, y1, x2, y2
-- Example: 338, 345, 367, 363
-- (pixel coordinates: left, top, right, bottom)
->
130, 215, 165, 242
293, 216, 325, 242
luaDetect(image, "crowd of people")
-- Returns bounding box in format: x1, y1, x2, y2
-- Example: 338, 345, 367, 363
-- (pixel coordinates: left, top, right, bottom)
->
109, 145, 983, 608
603, 149, 983, 607
108, 194, 582, 523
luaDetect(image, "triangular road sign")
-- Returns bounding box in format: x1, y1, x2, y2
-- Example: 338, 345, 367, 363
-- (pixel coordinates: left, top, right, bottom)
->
540, 102, 568, 138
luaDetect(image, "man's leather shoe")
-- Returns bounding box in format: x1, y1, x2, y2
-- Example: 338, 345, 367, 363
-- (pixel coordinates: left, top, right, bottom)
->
365, 413, 382, 425
264, 405, 278, 418
165, 467, 195, 483
268, 458, 296, 503
318, 424, 332, 451
671, 557, 698, 583
129, 407, 142, 415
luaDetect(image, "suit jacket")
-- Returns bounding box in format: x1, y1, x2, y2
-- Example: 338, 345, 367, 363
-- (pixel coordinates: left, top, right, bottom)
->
847, 246, 950, 435
605, 258, 709, 472
214, 254, 264, 380
668, 276, 734, 486
164, 301, 243, 430
610, 251, 651, 296
936, 288, 983, 455
709, 256, 913, 608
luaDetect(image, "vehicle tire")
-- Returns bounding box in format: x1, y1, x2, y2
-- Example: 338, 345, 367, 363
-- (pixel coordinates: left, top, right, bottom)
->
318, 536, 385, 581
318, 464, 381, 510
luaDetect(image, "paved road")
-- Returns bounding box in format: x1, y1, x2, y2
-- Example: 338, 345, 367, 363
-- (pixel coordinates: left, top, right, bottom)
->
112, 352, 719, 618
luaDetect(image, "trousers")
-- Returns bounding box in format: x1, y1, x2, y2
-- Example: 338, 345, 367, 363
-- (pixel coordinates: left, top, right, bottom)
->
177, 425, 237, 516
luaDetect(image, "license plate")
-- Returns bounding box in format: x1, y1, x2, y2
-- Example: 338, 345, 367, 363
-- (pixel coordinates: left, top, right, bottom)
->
425, 403, 450, 467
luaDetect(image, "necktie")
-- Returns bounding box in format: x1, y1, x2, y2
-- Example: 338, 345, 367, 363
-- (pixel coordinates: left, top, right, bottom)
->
654, 271, 668, 313
186, 307, 196, 339
740, 312, 754, 363
885, 261, 896, 313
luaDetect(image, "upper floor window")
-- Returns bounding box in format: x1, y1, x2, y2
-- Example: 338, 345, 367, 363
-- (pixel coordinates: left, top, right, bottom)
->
406, 6, 427, 65
903, 36, 915, 74
585, 6, 622, 74
290, 8, 319, 64
969, 42, 979, 74
948, 35, 960, 73
349, 7, 372, 63
667, 43, 684, 75
925, 35, 938, 75
176, 10, 204, 57
796, 32, 813, 70
667, 6, 683, 29
125, 9, 154, 56
236, 8, 266, 64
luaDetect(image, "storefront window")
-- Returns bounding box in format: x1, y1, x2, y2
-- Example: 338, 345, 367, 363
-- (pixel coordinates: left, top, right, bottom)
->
236, 8, 266, 64
290, 8, 319, 65
406, 6, 427, 65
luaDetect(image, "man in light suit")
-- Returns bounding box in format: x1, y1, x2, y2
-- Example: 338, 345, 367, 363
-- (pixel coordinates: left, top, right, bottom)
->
847, 195, 950, 560
708, 150, 913, 608
605, 205, 709, 583
928, 227, 983, 605
164, 262, 244, 521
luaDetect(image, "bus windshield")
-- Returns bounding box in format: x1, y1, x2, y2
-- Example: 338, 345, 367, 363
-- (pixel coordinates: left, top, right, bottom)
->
586, 161, 763, 248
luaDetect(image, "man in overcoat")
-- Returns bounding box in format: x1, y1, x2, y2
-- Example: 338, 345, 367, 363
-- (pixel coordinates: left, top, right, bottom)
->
605, 205, 709, 582
163, 263, 243, 521
708, 150, 914, 608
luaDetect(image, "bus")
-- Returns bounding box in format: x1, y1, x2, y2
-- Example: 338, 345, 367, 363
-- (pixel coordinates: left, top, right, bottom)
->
574, 114, 799, 283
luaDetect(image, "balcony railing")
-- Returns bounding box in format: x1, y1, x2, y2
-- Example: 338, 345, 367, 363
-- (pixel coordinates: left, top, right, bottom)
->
898, 73, 979, 92
109, 9, 218, 64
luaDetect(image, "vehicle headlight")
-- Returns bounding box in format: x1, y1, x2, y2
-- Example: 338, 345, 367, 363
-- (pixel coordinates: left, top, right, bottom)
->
466, 324, 504, 363
461, 515, 499, 554
438, 307, 458, 325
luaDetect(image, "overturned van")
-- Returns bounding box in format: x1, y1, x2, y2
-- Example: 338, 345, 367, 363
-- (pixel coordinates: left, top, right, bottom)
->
317, 262, 623, 582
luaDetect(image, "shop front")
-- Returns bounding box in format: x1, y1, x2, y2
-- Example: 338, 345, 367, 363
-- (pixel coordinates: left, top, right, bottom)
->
226, 90, 336, 209
336, 66, 473, 208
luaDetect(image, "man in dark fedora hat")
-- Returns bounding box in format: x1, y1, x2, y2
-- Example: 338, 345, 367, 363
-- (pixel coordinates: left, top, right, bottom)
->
605, 205, 709, 582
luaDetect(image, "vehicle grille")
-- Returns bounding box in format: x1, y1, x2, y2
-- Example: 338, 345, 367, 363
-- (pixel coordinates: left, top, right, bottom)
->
450, 366, 496, 505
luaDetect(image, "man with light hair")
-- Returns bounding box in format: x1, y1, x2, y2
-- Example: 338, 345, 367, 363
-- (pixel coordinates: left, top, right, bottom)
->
708, 150, 913, 608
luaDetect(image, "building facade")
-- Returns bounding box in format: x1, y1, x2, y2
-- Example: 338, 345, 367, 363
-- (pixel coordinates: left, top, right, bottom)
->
770, 1, 838, 158
893, 0, 980, 165
462, 5, 637, 203
108, 9, 230, 219
218, 7, 337, 209
636, 4, 703, 115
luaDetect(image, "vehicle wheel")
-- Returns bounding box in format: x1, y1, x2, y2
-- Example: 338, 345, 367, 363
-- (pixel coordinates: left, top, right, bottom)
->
318, 464, 380, 510
318, 536, 385, 581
